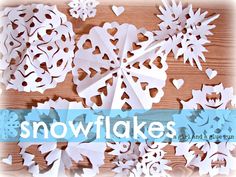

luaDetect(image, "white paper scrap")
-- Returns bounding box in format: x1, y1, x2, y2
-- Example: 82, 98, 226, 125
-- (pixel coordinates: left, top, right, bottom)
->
2, 155, 12, 165
206, 68, 217, 79
112, 5, 125, 16
172, 79, 184, 90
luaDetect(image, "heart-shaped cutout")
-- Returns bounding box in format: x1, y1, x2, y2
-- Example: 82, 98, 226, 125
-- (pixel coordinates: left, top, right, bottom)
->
112, 5, 125, 16
206, 68, 217, 80
172, 79, 184, 90
2, 155, 12, 165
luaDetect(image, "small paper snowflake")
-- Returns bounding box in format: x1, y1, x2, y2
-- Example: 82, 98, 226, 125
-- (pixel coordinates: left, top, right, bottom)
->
72, 22, 168, 113
68, 0, 99, 21
0, 110, 19, 140
180, 83, 234, 109
108, 142, 171, 177
0, 4, 75, 93
173, 83, 236, 176
18, 98, 106, 177
155, 0, 219, 70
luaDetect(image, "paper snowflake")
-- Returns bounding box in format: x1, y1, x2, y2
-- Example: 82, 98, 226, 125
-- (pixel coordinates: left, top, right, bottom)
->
108, 142, 171, 177
72, 22, 168, 112
0, 110, 19, 140
173, 83, 236, 176
180, 83, 234, 109
155, 0, 219, 70
0, 4, 75, 93
68, 0, 99, 21
18, 98, 106, 177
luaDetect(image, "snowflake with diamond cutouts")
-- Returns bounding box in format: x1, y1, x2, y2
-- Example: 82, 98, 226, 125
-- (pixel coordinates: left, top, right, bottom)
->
155, 0, 219, 70
68, 0, 99, 21
173, 83, 236, 176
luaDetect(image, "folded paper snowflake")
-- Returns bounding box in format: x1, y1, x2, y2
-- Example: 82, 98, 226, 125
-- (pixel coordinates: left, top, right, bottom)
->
180, 83, 234, 109
68, 0, 99, 21
72, 22, 168, 112
173, 83, 236, 176
108, 142, 171, 177
18, 98, 106, 177
0, 110, 19, 140
0, 4, 75, 93
155, 0, 219, 70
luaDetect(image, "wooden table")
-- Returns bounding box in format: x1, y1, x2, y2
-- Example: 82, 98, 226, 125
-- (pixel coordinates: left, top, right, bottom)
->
0, 0, 236, 176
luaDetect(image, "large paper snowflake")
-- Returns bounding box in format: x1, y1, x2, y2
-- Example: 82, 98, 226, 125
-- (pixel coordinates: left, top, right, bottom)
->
72, 22, 168, 112
173, 83, 236, 176
155, 0, 219, 70
108, 142, 171, 177
0, 110, 19, 140
68, 0, 99, 21
0, 4, 75, 93
18, 98, 106, 177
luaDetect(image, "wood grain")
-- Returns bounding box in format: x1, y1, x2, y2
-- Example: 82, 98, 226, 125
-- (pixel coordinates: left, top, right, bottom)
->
0, 0, 236, 177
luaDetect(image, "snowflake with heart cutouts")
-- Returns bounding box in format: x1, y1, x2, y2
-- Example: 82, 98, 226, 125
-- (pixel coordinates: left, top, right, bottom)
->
108, 142, 171, 177
0, 4, 75, 93
0, 110, 19, 140
72, 22, 168, 113
154, 0, 219, 70
18, 98, 106, 177
173, 83, 236, 176
68, 0, 99, 21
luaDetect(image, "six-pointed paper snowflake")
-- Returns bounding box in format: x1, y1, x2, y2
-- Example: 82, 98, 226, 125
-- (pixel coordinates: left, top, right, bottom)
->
68, 0, 99, 21
18, 98, 106, 177
72, 22, 168, 112
0, 110, 19, 140
154, 0, 219, 70
173, 83, 236, 176
108, 142, 171, 177
0, 4, 75, 93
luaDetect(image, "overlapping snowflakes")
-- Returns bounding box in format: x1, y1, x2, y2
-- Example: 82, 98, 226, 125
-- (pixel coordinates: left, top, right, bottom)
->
108, 142, 171, 177
173, 84, 236, 176
1, 0, 233, 177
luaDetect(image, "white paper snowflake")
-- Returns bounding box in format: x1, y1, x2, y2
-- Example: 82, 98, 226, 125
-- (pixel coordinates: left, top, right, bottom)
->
195, 142, 236, 176
68, 0, 99, 21
108, 142, 171, 177
180, 83, 234, 109
18, 98, 106, 177
0, 110, 19, 140
173, 83, 236, 176
0, 4, 75, 93
155, 0, 219, 70
72, 22, 168, 113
